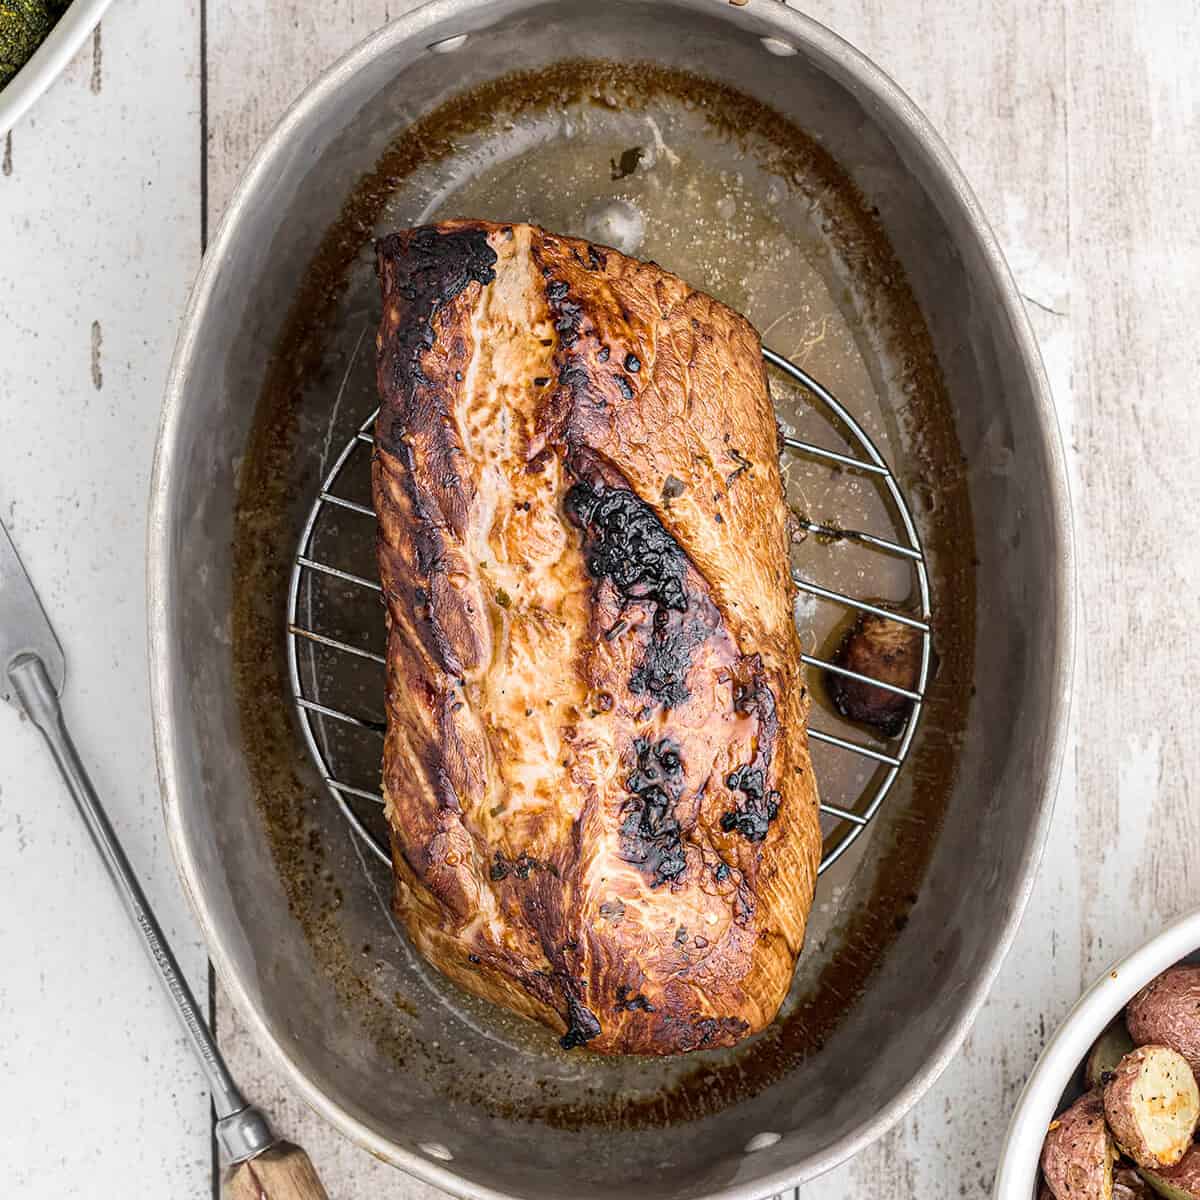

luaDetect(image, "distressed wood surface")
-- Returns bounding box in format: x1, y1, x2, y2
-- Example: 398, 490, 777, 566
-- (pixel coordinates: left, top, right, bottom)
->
2, 0, 1198, 1196
0, 3, 208, 1197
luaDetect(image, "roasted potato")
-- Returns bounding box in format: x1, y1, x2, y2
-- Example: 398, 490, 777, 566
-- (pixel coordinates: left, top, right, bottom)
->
1041, 1090, 1119, 1200
1127, 966, 1200, 1076
1102, 1046, 1199, 1169
1139, 1143, 1200, 1200
825, 611, 922, 736
1087, 1019, 1137, 1090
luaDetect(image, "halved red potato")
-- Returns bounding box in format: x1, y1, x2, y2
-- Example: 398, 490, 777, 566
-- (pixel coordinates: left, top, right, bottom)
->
1041, 1090, 1119, 1200
1127, 966, 1200, 1076
1102, 1046, 1199, 1169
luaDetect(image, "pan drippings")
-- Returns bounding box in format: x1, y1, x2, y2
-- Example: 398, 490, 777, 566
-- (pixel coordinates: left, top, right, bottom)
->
233, 58, 974, 1132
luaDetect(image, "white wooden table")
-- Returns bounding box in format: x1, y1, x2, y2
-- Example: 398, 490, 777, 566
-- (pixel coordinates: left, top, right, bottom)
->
1, 0, 1195, 1195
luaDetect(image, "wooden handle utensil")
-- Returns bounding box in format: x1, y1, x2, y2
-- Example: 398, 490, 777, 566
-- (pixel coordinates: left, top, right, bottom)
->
0, 520, 329, 1199
226, 1142, 330, 1200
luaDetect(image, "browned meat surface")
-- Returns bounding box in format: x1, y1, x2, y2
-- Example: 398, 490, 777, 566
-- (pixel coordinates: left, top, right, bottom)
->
827, 612, 923, 738
372, 220, 821, 1055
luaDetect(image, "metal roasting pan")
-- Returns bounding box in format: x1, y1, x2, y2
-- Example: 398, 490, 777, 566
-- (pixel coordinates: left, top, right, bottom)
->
147, 2, 1076, 1197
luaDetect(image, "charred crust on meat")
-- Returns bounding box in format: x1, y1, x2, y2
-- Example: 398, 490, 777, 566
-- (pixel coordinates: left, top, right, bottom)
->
827, 611, 922, 736
564, 477, 709, 708
374, 226, 498, 680
614, 374, 635, 401
374, 225, 497, 455
720, 657, 782, 840
565, 480, 687, 609
629, 605, 717, 709
490, 849, 557, 881
616, 985, 656, 1013
620, 737, 687, 885
688, 1015, 750, 1048
560, 996, 602, 1050
720, 766, 780, 842
624, 352, 642, 373
655, 1012, 751, 1052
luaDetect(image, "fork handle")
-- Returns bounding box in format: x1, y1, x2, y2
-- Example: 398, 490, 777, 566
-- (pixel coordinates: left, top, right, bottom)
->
8, 655, 301, 1176
225, 1142, 330, 1200
9, 653, 254, 1119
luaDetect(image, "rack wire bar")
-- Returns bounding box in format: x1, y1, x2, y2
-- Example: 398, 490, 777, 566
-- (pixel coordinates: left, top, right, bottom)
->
793, 516, 923, 561
286, 351, 932, 876
297, 555, 383, 592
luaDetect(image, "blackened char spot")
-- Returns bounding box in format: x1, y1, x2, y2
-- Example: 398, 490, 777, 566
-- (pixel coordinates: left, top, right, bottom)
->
616, 985, 656, 1012
721, 658, 782, 840
564, 480, 687, 608
719, 767, 780, 842
564, 477, 702, 708
561, 996, 602, 1050
556, 303, 583, 346
490, 849, 556, 880
629, 604, 714, 708
374, 225, 497, 454
620, 737, 687, 886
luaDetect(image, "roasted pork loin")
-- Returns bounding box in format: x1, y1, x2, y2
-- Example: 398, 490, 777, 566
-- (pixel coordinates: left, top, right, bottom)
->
372, 220, 820, 1055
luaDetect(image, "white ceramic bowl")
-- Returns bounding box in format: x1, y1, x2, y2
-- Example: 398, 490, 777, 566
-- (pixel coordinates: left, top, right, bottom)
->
994, 906, 1200, 1199
0, 0, 115, 135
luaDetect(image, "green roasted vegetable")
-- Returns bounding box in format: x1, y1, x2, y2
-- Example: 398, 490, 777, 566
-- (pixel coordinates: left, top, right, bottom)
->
0, 1, 71, 91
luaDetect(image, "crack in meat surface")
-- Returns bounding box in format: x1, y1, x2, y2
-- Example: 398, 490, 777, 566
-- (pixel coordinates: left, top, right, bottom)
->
373, 220, 821, 1055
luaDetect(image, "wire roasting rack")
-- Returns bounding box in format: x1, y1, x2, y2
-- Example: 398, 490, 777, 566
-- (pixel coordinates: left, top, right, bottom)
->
286, 346, 932, 876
